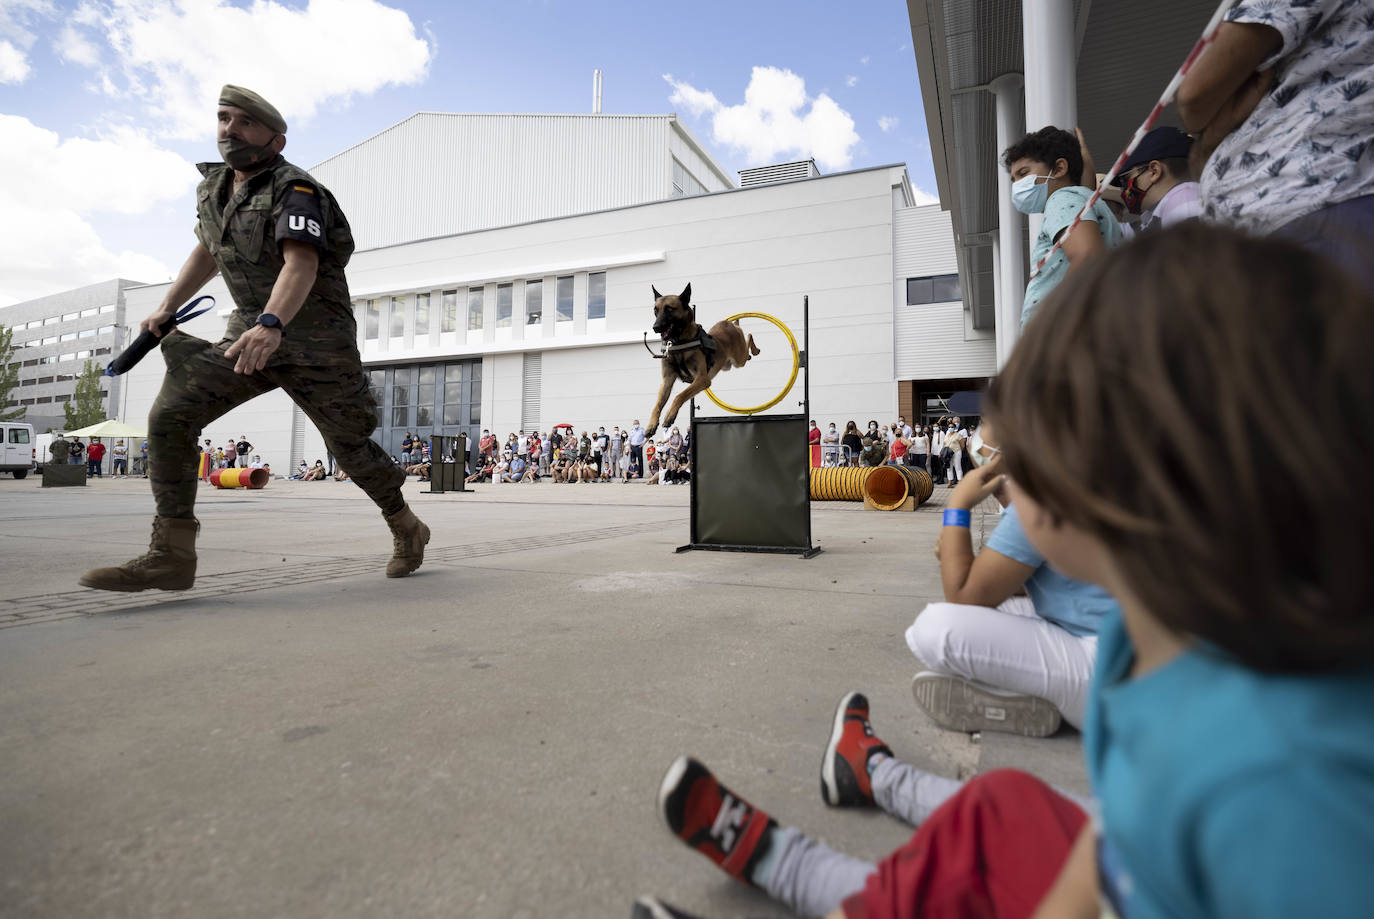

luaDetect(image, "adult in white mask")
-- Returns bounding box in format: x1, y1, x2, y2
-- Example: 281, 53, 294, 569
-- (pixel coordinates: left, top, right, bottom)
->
1003, 126, 1123, 328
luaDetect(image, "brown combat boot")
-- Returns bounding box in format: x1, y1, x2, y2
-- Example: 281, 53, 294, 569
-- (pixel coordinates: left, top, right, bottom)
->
384, 505, 430, 578
78, 517, 199, 592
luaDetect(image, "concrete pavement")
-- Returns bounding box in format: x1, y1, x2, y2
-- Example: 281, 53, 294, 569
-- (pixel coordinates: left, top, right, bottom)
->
0, 473, 1084, 918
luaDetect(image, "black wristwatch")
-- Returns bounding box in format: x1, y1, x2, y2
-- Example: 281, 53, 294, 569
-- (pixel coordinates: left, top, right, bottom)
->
256, 313, 283, 331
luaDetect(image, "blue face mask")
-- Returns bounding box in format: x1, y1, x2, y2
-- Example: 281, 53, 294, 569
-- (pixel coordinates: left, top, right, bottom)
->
1011, 173, 1051, 215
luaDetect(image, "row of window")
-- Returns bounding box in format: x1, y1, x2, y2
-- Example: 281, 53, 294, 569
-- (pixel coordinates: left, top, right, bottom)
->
367, 361, 483, 429
17, 348, 111, 369
11, 390, 105, 406
18, 326, 116, 348
905, 274, 962, 306
11, 304, 115, 332
359, 273, 607, 342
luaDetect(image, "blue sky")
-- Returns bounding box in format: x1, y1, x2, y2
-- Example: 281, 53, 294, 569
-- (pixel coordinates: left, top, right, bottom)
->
0, 0, 935, 305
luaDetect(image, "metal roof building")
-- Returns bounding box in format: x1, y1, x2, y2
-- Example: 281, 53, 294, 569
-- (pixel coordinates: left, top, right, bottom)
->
308, 113, 735, 251
907, 0, 1218, 364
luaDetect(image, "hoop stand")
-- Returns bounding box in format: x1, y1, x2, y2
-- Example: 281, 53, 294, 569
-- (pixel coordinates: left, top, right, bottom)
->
676, 295, 820, 559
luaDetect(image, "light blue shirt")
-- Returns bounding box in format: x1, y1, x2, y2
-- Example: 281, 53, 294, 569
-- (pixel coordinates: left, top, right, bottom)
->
1022, 186, 1123, 327
629, 425, 646, 447
1085, 610, 1374, 918
983, 503, 1115, 637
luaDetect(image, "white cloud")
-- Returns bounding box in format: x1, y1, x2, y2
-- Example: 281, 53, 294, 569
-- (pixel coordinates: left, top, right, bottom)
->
845, 74, 858, 88
0, 0, 52, 82
55, 24, 99, 67
0, 114, 190, 301
664, 67, 861, 171
860, 55, 870, 65
664, 75, 721, 118
912, 186, 938, 205
0, 37, 26, 81
878, 115, 898, 133
61, 0, 435, 139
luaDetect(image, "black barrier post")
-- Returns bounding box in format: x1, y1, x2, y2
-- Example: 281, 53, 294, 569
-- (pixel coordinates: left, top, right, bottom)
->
426, 432, 470, 495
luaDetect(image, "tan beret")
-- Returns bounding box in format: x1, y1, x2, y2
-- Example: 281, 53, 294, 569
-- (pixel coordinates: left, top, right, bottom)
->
218, 84, 287, 134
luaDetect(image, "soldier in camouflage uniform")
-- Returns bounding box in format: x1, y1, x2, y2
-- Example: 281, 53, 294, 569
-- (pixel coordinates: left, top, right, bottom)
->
49, 433, 70, 465
80, 85, 429, 592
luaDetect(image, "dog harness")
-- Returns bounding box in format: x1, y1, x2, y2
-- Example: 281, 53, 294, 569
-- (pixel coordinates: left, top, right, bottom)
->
664, 327, 718, 382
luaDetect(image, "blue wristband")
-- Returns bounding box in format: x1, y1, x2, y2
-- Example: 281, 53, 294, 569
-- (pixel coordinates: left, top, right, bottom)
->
942, 508, 971, 528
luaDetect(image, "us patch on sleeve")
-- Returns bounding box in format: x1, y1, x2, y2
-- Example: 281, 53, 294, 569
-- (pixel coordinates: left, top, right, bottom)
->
275, 183, 327, 250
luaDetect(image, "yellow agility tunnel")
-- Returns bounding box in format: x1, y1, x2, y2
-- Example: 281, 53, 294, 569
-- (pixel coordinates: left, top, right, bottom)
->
809, 465, 934, 509
209, 467, 270, 489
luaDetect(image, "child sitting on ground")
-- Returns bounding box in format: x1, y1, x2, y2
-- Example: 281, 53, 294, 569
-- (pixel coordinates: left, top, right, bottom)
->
646, 224, 1374, 918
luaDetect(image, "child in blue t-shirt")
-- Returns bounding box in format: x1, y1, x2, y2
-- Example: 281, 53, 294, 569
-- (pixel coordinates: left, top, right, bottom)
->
646, 223, 1374, 919
1003, 126, 1123, 326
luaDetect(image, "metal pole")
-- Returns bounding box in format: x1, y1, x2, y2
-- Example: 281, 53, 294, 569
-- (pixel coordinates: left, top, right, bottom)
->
990, 73, 1026, 365
1022, 0, 1078, 247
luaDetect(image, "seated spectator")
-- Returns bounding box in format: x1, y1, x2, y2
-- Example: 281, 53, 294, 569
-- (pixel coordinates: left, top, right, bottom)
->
643, 454, 663, 485
502, 454, 527, 483
303, 460, 327, 481
465, 457, 495, 484
859, 436, 886, 467
903, 422, 1110, 736
647, 224, 1374, 919
248, 455, 265, 469
291, 461, 308, 480
333, 467, 350, 482
1004, 125, 1123, 327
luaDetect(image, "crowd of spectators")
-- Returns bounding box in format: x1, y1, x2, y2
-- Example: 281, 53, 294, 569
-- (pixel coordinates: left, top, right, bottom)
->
811, 416, 975, 485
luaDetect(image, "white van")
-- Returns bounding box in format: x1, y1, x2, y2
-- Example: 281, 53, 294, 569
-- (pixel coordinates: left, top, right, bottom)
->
1, 422, 35, 479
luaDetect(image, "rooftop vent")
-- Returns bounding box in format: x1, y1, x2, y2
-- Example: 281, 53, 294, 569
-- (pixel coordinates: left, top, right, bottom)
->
738, 159, 820, 187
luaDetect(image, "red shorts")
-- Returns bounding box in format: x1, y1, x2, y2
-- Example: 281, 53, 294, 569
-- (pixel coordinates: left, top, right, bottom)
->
843, 770, 1087, 919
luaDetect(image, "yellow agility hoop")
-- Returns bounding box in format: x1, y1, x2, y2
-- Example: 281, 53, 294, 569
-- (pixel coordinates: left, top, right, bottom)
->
705, 311, 800, 415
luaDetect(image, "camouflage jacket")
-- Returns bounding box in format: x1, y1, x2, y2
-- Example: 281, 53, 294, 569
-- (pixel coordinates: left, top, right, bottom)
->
194, 156, 356, 341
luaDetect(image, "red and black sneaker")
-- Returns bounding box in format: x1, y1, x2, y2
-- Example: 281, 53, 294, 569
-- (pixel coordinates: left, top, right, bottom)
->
657, 756, 776, 886
820, 691, 893, 807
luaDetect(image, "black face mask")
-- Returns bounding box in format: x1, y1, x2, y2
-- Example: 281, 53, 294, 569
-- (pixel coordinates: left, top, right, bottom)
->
218, 133, 279, 171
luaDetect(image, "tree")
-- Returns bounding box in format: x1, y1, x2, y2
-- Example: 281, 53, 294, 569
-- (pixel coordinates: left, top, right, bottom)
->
0, 325, 22, 422
64, 359, 107, 429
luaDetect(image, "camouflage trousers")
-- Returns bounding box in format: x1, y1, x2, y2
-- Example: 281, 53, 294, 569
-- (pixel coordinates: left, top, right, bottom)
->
148, 329, 405, 519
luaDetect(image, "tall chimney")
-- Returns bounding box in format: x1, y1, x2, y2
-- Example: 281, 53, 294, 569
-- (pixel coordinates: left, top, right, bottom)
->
593, 70, 603, 114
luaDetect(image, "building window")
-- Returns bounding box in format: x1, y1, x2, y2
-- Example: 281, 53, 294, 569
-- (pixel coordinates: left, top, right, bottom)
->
55, 394, 70, 403
525, 280, 542, 324
415, 292, 430, 338
496, 283, 513, 328
556, 276, 573, 322
100, 304, 116, 314
441, 290, 458, 333
442, 364, 463, 425
390, 296, 406, 338
391, 366, 412, 428
417, 365, 435, 427
588, 272, 606, 320
671, 158, 707, 198
60, 333, 76, 342
98, 325, 114, 335
20, 379, 35, 386
906, 274, 962, 305
62, 312, 78, 321
365, 300, 380, 340
35, 396, 52, 404
467, 287, 484, 332
37, 376, 53, 384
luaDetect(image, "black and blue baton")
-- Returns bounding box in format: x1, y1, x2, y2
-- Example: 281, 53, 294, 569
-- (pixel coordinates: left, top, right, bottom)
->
105, 296, 216, 377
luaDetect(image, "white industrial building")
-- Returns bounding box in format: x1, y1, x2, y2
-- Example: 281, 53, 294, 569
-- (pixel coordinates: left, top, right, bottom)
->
0, 279, 138, 434
72, 112, 993, 470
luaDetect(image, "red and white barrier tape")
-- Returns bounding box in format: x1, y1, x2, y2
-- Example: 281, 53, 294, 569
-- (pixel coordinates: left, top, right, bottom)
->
1028, 0, 1242, 278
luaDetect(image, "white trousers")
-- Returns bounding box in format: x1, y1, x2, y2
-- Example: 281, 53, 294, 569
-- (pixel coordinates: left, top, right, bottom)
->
905, 597, 1097, 729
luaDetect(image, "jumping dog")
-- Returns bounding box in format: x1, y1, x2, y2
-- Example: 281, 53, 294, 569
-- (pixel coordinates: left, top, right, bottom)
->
645, 283, 760, 437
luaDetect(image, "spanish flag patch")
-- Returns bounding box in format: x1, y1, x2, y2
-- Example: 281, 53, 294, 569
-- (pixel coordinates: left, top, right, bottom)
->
293, 185, 314, 194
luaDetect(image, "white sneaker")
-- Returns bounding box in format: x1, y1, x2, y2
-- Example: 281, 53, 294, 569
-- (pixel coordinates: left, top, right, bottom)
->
910, 671, 1061, 737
